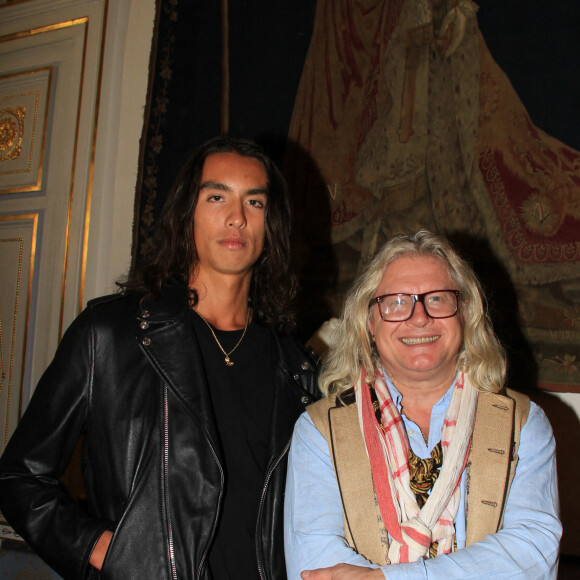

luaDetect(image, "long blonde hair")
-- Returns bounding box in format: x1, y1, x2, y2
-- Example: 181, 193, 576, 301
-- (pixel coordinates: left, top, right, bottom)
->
319, 231, 506, 396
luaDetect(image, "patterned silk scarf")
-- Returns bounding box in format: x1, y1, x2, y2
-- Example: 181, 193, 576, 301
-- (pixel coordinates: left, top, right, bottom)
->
408, 443, 443, 509
355, 369, 478, 563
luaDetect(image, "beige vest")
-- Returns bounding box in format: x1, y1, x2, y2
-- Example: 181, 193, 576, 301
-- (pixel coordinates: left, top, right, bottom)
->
307, 387, 530, 565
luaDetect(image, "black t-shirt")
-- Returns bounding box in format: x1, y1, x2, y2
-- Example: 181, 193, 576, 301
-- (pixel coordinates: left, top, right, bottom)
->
191, 311, 275, 580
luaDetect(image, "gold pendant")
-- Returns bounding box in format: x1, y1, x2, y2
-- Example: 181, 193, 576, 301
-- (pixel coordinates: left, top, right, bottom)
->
225, 356, 234, 367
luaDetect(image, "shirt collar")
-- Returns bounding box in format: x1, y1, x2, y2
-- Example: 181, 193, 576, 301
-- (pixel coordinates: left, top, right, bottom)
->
381, 368, 458, 413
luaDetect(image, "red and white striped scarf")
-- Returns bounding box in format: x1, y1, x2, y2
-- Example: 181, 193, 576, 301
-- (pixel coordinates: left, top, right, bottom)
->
355, 369, 477, 563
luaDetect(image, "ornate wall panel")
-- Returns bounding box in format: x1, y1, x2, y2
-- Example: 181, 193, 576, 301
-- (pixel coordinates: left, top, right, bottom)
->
0, 214, 37, 451
0, 0, 107, 426
0, 67, 50, 193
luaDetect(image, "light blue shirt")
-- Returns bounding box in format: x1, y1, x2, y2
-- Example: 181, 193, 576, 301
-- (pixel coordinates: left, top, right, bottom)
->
284, 380, 561, 579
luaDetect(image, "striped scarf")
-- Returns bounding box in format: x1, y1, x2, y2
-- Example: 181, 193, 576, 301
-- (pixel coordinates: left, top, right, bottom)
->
355, 369, 477, 563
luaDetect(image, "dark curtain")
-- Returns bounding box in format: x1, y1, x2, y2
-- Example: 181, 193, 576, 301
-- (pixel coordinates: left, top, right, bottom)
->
133, 0, 316, 263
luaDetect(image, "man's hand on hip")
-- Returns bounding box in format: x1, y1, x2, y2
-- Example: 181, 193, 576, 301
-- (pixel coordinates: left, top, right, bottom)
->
89, 530, 113, 570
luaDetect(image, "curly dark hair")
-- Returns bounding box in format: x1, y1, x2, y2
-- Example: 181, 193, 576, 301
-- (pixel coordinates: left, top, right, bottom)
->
121, 136, 298, 332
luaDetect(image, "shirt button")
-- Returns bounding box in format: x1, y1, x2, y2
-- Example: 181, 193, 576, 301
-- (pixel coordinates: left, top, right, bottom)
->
408, 429, 415, 436
142, 337, 151, 346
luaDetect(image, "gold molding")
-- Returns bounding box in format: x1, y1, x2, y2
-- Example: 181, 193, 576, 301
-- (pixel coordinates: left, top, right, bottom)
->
79, 0, 109, 319
60, 4, 110, 336
59, 16, 89, 338
0, 17, 89, 44
0, 213, 38, 433
0, 66, 52, 194
0, 236, 22, 447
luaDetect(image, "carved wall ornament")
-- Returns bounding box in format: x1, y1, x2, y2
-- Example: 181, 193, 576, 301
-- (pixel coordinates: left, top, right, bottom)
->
0, 106, 26, 162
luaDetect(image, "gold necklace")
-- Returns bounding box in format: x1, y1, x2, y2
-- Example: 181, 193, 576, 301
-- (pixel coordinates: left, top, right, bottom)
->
196, 308, 250, 367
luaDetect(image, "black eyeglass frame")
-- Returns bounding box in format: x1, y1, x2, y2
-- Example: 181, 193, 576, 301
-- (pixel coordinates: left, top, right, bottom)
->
370, 289, 461, 322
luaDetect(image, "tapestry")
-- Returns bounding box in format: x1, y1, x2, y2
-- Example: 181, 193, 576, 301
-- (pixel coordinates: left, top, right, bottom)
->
284, 0, 580, 391
134, 0, 579, 391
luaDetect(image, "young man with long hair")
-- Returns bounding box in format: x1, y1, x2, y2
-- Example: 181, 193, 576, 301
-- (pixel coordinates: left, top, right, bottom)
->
0, 137, 318, 580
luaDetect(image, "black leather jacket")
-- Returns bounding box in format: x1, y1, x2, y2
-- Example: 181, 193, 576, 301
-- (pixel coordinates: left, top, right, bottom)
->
0, 286, 319, 579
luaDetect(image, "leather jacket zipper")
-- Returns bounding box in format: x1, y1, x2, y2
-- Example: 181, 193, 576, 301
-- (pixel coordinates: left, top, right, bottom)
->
164, 386, 178, 580
161, 386, 224, 579
197, 442, 224, 577
255, 439, 291, 580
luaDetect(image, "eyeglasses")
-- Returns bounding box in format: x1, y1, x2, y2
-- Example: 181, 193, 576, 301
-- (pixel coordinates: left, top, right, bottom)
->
371, 290, 460, 322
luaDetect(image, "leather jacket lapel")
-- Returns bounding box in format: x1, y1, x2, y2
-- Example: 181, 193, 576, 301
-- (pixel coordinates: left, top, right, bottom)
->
265, 334, 318, 467
137, 286, 222, 459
